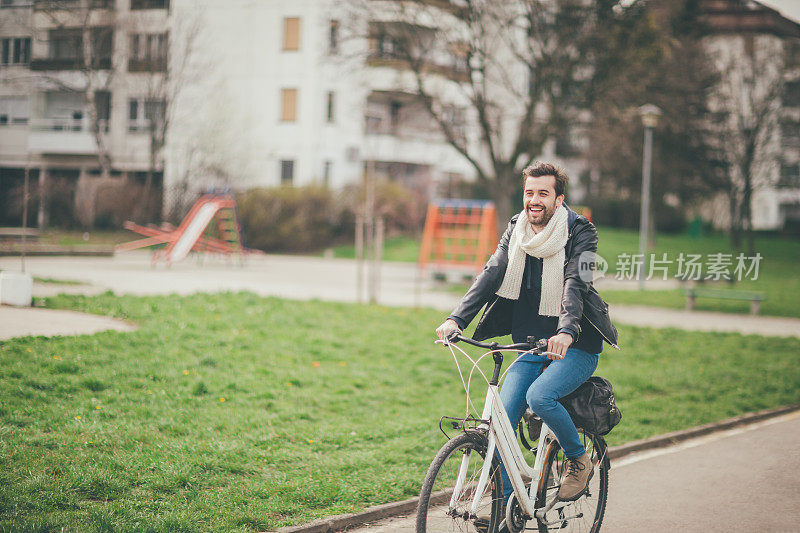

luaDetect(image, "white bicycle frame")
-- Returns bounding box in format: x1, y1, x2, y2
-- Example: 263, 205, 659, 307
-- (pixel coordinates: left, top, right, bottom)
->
442, 341, 573, 523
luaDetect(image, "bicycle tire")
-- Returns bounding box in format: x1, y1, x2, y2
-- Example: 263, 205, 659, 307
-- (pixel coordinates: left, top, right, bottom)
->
416, 432, 504, 533
535, 430, 609, 533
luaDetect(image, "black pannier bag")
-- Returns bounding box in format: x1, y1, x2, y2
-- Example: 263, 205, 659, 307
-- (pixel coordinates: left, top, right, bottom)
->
558, 376, 622, 436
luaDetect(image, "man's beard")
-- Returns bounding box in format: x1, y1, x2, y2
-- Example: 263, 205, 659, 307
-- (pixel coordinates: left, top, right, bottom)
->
526, 202, 556, 227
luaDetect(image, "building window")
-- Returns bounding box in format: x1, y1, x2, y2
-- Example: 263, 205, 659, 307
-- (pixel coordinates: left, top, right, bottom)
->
782, 120, 800, 151
779, 164, 800, 189
329, 20, 339, 54
0, 97, 29, 125
1, 37, 31, 66
129, 32, 167, 71
281, 88, 297, 122
281, 160, 294, 185
326, 91, 335, 123
368, 24, 401, 60
46, 28, 112, 68
283, 17, 300, 51
389, 101, 402, 132
49, 30, 82, 61
42, 90, 108, 131
128, 97, 165, 132
131, 0, 169, 9
785, 80, 800, 108
323, 160, 332, 186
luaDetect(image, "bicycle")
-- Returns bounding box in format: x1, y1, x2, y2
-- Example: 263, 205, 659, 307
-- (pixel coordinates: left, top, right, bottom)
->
416, 333, 609, 533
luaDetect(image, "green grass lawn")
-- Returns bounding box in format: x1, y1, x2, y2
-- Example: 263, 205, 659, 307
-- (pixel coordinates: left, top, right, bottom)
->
1, 293, 799, 531
354, 228, 800, 318
595, 227, 800, 318
34, 277, 86, 286
329, 235, 421, 263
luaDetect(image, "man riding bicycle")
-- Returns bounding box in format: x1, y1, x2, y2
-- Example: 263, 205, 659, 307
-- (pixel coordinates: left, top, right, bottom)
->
435, 162, 618, 529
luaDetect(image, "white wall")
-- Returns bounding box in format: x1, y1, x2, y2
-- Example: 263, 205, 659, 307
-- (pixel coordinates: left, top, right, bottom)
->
164, 0, 477, 199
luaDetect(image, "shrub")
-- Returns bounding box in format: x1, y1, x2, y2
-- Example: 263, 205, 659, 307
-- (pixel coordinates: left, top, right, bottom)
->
236, 182, 427, 253
236, 186, 348, 253
339, 180, 427, 237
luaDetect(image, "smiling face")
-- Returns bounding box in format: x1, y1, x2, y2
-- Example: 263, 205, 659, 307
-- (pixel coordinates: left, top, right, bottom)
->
523, 175, 564, 230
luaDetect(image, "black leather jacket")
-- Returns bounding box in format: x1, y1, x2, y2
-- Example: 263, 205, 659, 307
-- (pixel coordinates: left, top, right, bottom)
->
450, 206, 619, 348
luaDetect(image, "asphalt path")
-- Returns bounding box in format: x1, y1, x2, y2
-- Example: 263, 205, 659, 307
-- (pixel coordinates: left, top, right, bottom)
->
335, 411, 800, 532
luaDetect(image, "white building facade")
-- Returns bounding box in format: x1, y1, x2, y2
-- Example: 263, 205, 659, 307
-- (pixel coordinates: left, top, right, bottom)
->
0, 0, 170, 227
165, 0, 477, 204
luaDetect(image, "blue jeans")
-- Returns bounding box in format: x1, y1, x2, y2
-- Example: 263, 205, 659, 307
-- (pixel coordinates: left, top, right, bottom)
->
497, 347, 599, 502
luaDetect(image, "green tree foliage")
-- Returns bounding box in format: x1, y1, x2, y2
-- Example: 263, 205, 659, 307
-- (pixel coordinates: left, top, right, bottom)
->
585, 0, 723, 232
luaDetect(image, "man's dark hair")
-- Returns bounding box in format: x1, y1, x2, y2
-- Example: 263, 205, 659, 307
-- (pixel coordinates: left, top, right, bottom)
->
522, 162, 569, 197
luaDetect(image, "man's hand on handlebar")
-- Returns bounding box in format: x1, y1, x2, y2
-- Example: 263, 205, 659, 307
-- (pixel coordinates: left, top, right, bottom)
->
544, 332, 574, 361
436, 318, 461, 342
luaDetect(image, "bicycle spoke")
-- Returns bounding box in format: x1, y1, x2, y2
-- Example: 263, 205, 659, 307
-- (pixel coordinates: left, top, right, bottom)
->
535, 430, 608, 533
417, 434, 503, 532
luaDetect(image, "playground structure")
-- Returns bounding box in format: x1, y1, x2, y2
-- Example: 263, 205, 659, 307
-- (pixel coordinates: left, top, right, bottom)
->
418, 199, 498, 277
571, 204, 593, 222
117, 193, 255, 266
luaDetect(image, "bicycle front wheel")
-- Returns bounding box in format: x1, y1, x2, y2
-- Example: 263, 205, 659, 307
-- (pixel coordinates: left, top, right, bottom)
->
416, 432, 503, 533
535, 429, 609, 533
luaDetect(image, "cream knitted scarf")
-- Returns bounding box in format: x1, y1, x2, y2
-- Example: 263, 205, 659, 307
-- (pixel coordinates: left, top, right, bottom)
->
495, 205, 569, 316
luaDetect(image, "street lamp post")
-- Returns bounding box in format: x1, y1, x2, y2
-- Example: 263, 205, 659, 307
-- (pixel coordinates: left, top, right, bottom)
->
638, 104, 661, 290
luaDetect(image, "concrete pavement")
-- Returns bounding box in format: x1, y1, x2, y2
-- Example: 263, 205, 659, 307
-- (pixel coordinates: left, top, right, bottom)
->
1, 252, 799, 340
0, 304, 135, 340
325, 411, 800, 533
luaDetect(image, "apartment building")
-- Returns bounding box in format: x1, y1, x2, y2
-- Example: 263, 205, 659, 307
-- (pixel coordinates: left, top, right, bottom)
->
0, 0, 169, 227
700, 0, 800, 230
164, 0, 477, 206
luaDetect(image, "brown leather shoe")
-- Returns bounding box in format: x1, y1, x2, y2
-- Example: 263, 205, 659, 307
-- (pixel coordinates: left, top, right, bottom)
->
557, 451, 595, 501
474, 516, 509, 533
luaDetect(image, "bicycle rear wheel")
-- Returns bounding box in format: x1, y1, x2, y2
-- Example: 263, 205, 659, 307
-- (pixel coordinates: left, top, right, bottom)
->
535, 429, 609, 533
416, 432, 503, 533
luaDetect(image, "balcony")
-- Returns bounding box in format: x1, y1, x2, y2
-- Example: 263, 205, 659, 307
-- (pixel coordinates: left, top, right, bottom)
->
34, 0, 112, 10
366, 54, 469, 82
128, 57, 166, 72
30, 57, 111, 71
130, 0, 169, 10
362, 134, 457, 167
366, 21, 469, 83
699, 0, 800, 38
27, 117, 106, 155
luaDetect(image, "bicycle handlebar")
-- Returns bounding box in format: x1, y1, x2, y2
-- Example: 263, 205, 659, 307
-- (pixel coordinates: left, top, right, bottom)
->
446, 332, 548, 354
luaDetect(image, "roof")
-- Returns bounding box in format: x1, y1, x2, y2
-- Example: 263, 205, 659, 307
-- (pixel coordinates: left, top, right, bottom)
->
699, 0, 800, 38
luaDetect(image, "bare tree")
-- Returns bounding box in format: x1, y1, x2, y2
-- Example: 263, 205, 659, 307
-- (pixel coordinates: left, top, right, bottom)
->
342, 0, 626, 225
134, 9, 201, 222
708, 35, 784, 253
32, 0, 118, 226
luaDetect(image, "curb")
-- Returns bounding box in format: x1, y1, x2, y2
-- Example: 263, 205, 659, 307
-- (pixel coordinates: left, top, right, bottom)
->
0, 245, 114, 257
273, 403, 800, 533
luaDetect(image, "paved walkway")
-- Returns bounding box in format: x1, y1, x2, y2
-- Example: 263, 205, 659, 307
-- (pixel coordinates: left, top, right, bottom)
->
0, 305, 135, 340
338, 411, 800, 532
1, 252, 799, 340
